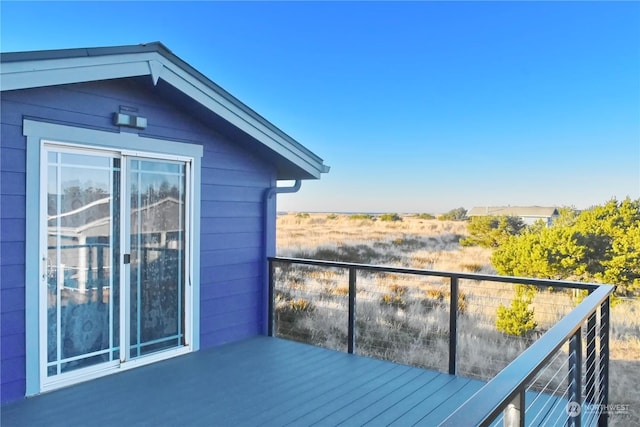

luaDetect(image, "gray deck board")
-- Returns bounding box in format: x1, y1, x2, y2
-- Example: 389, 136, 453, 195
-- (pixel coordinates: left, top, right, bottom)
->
415, 378, 487, 426
236, 357, 398, 426
221, 352, 390, 425
292, 365, 417, 427
388, 376, 483, 426
327, 370, 441, 426
358, 372, 455, 426
0, 336, 578, 426
312, 368, 435, 426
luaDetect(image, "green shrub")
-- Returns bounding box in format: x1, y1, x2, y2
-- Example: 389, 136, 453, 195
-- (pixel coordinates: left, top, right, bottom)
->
461, 215, 526, 248
349, 213, 373, 220
380, 213, 402, 222
295, 212, 311, 218
438, 207, 468, 221
496, 285, 537, 337
415, 213, 435, 220
326, 213, 338, 220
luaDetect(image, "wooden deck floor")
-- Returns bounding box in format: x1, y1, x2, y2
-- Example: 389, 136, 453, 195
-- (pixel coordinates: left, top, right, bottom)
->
2, 337, 488, 426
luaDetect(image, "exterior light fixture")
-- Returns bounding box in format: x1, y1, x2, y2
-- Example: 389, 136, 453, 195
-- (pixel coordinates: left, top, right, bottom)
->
113, 112, 147, 129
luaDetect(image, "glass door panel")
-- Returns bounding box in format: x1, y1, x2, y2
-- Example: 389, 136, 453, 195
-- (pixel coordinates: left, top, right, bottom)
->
45, 150, 120, 376
128, 158, 186, 358
42, 145, 191, 386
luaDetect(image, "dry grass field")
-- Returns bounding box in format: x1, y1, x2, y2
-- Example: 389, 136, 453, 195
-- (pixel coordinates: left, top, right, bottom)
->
276, 213, 639, 426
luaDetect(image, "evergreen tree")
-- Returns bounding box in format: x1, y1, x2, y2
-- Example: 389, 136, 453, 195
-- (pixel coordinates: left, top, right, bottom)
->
496, 285, 538, 337
461, 215, 526, 248
492, 198, 640, 296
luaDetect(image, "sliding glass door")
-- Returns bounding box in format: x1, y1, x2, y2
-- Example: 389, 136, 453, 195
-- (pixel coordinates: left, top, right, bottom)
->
126, 158, 187, 358
42, 144, 191, 384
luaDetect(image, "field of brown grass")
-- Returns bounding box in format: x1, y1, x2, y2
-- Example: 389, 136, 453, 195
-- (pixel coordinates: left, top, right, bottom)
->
276, 213, 639, 426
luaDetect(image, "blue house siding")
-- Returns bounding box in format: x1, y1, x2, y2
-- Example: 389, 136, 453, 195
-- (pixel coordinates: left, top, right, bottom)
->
199, 132, 275, 348
0, 112, 27, 401
0, 78, 277, 403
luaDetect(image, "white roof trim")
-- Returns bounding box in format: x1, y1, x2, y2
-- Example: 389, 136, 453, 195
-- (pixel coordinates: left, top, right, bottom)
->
1, 44, 328, 179
1, 52, 159, 89
148, 60, 164, 85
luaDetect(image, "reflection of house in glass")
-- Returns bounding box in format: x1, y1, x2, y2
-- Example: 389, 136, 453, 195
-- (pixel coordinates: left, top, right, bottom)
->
48, 195, 112, 296
47, 191, 186, 368
48, 196, 184, 295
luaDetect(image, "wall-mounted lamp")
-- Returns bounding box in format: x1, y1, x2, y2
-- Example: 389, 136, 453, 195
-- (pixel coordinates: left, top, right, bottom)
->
113, 112, 147, 130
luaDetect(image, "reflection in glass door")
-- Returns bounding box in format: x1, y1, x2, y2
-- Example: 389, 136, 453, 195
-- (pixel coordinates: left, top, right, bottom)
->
127, 158, 186, 358
45, 149, 120, 376
43, 145, 190, 383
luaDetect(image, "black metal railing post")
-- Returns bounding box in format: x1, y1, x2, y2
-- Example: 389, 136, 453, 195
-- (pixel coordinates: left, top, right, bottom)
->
598, 298, 610, 427
267, 259, 275, 337
586, 311, 596, 405
569, 330, 583, 427
448, 276, 459, 375
348, 267, 357, 354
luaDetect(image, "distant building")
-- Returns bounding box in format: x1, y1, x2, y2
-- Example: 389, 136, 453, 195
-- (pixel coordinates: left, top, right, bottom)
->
467, 206, 559, 226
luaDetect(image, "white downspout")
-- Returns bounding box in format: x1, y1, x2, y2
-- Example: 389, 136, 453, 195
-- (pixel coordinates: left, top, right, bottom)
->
264, 180, 302, 258
263, 180, 302, 335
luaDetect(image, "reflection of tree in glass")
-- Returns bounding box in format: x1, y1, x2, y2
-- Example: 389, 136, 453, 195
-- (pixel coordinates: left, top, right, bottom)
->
131, 182, 180, 208
49, 186, 110, 216
65, 186, 109, 211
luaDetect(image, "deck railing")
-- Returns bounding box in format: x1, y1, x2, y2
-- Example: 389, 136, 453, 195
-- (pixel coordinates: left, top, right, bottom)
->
268, 256, 614, 427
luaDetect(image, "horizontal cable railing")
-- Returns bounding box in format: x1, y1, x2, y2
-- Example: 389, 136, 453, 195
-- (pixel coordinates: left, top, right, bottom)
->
268, 256, 614, 427
443, 286, 612, 427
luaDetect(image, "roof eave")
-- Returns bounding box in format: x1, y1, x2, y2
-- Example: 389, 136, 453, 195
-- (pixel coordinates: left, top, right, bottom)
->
0, 42, 328, 180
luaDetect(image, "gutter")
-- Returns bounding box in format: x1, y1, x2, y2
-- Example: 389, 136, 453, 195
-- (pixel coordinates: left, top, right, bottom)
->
263, 180, 302, 335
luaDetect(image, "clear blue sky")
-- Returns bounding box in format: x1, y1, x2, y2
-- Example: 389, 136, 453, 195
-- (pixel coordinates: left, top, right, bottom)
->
2, 1, 639, 213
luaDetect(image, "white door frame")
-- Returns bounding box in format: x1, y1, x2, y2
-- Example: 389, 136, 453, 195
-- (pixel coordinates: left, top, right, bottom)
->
24, 120, 202, 395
